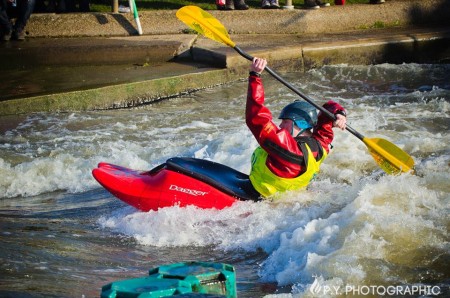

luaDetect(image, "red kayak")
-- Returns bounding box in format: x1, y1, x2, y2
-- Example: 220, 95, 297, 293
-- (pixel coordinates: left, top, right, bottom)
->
92, 157, 260, 211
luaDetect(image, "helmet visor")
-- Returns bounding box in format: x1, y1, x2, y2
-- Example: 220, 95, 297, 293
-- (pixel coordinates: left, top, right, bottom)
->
294, 119, 312, 130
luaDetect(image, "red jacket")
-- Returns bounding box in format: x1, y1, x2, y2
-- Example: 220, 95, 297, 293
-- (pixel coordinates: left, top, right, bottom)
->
246, 74, 346, 178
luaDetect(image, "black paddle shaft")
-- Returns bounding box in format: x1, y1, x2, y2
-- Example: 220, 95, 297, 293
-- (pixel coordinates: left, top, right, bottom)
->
234, 46, 365, 141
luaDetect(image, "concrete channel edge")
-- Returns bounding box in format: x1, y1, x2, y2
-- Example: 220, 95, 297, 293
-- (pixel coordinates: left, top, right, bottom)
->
1, 29, 448, 116
0, 69, 245, 115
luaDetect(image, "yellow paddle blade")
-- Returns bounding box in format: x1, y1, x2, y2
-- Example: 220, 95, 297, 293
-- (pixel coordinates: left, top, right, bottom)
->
176, 6, 236, 48
363, 137, 415, 174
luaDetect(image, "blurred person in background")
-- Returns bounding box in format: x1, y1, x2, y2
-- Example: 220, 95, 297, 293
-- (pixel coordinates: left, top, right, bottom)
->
0, 0, 35, 40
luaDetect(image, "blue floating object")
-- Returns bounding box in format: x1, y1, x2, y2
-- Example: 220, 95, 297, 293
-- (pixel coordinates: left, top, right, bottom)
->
101, 276, 192, 297
149, 261, 236, 297
101, 262, 236, 298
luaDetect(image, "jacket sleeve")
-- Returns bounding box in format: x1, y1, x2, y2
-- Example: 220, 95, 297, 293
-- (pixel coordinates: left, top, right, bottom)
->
246, 75, 304, 178
313, 100, 346, 153
245, 75, 274, 141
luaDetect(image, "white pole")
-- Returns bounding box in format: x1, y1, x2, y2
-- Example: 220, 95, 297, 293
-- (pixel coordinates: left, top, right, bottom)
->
131, 0, 143, 35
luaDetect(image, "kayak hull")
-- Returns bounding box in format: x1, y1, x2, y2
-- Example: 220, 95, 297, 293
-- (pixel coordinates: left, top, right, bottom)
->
92, 158, 260, 211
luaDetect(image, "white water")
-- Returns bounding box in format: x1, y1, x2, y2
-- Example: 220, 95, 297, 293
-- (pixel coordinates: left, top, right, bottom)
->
1, 63, 449, 297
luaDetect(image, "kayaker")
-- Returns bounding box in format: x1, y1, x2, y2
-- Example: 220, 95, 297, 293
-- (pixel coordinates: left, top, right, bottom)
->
246, 57, 347, 198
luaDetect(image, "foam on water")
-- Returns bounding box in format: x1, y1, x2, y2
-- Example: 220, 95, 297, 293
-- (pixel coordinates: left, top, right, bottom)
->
98, 157, 448, 295
1, 63, 448, 296
0, 102, 247, 198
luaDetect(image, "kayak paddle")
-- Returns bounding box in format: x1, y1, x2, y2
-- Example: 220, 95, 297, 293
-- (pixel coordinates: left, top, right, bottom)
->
176, 5, 415, 175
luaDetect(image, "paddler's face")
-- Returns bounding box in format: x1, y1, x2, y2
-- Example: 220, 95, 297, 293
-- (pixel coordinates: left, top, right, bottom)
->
279, 119, 299, 136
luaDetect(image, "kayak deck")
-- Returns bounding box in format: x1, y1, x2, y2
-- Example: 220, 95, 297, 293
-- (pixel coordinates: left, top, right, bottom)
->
165, 157, 261, 202
93, 157, 260, 211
